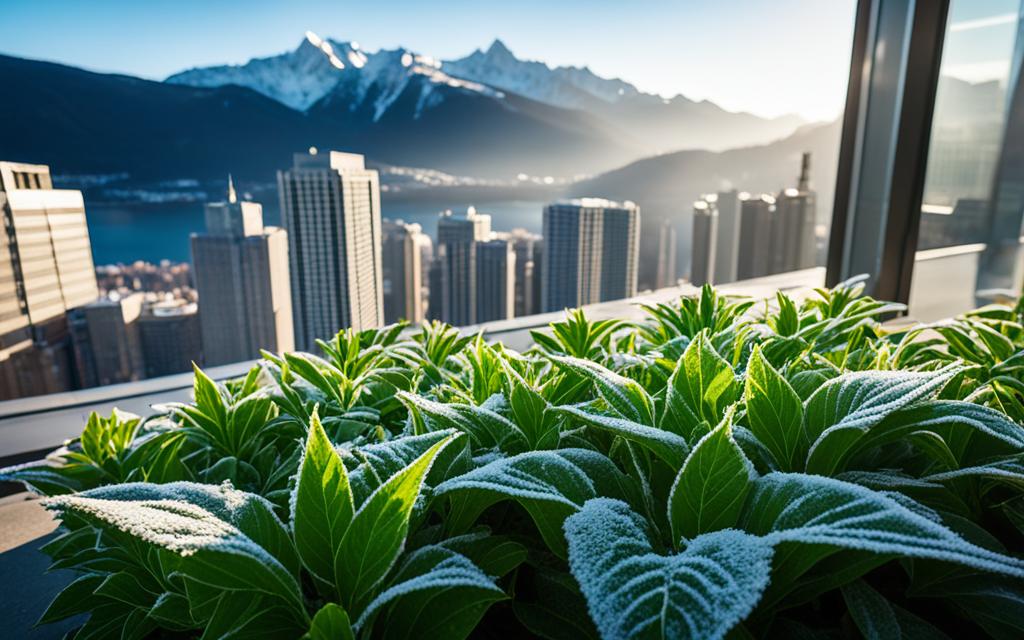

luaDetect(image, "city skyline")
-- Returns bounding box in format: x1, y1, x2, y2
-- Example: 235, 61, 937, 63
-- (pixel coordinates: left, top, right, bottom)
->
0, 0, 857, 120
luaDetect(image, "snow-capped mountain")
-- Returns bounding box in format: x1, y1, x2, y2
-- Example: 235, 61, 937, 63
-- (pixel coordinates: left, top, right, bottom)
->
166, 33, 806, 154
167, 33, 350, 110
443, 39, 644, 110
168, 32, 504, 121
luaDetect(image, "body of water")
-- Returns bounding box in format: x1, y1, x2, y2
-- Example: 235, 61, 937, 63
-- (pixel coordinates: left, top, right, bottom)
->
85, 198, 545, 265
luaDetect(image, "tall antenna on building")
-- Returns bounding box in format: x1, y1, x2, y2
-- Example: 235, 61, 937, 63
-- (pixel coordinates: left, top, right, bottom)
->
798, 152, 811, 191
227, 174, 237, 204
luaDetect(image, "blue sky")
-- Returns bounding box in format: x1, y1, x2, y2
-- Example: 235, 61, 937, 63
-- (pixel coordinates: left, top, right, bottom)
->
1, 0, 859, 120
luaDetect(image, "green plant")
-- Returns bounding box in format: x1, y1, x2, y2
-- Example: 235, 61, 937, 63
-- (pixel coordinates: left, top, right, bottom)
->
5, 282, 1024, 639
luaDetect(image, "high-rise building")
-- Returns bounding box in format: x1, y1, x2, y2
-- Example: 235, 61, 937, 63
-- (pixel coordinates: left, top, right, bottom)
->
691, 199, 718, 286
509, 229, 541, 317
773, 153, 818, 273
541, 199, 640, 312
0, 161, 99, 399
138, 298, 202, 378
69, 293, 146, 388
655, 219, 678, 289
381, 219, 429, 324
736, 193, 777, 280
476, 237, 516, 323
192, 181, 293, 365
432, 207, 491, 326
278, 150, 383, 350
530, 239, 544, 317
712, 190, 741, 284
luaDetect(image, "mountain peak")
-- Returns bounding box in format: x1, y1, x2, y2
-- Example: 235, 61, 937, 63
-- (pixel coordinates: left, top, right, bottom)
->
485, 38, 515, 59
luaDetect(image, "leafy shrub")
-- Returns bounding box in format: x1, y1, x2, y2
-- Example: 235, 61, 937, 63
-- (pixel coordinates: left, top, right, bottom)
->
5, 279, 1024, 639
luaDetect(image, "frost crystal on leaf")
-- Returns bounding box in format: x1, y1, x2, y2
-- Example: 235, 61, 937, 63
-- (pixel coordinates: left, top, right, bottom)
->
565, 498, 774, 640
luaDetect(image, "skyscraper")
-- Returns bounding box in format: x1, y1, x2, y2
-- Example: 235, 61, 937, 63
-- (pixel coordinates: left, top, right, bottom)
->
691, 199, 718, 286
382, 219, 428, 324
541, 199, 640, 312
69, 293, 146, 388
433, 207, 491, 326
712, 190, 741, 284
192, 180, 293, 365
0, 161, 99, 399
655, 219, 678, 289
774, 153, 818, 272
509, 229, 541, 317
278, 150, 383, 350
736, 193, 777, 280
476, 237, 516, 323
138, 297, 202, 378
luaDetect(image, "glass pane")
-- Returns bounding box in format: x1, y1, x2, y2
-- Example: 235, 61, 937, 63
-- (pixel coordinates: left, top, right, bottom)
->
912, 0, 1024, 320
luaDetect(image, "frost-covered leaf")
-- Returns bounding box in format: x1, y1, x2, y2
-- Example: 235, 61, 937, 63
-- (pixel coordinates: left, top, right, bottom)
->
43, 492, 307, 623
741, 473, 1024, 587
668, 413, 755, 545
336, 435, 456, 611
554, 405, 688, 468
744, 345, 805, 470
663, 331, 738, 442
886, 401, 1024, 461
804, 369, 957, 475
356, 544, 505, 639
548, 355, 655, 424
291, 411, 354, 589
435, 448, 633, 556
565, 498, 774, 640
339, 430, 458, 504
397, 391, 528, 451
924, 455, 1024, 488
70, 480, 298, 575
813, 398, 1024, 475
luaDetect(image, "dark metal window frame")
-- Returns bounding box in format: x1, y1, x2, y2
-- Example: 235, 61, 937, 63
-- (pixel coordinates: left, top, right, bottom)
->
827, 0, 951, 303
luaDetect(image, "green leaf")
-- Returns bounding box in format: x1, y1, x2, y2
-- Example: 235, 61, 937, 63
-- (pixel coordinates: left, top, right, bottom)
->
554, 405, 688, 468
804, 369, 957, 475
506, 370, 558, 449
341, 430, 460, 505
397, 391, 528, 451
435, 448, 634, 556
548, 355, 655, 424
663, 330, 738, 442
43, 487, 308, 625
513, 566, 600, 640
911, 572, 1024, 639
37, 574, 105, 625
924, 455, 1024, 489
292, 410, 355, 590
306, 603, 355, 640
336, 435, 456, 611
94, 571, 158, 608
79, 480, 299, 576
740, 472, 1024, 598
668, 412, 755, 545
840, 580, 900, 640
744, 345, 806, 470
355, 544, 505, 639
565, 498, 774, 640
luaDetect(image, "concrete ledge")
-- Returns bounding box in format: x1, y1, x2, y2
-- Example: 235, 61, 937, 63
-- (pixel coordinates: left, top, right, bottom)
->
0, 493, 82, 638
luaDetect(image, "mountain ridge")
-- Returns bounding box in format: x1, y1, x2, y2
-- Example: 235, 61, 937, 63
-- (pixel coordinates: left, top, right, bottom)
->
167, 33, 807, 154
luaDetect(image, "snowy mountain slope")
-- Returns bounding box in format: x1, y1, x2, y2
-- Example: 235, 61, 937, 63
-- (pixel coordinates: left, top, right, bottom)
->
166, 33, 348, 110
168, 32, 505, 120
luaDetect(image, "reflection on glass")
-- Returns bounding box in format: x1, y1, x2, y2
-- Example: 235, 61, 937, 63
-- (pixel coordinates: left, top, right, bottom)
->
913, 0, 1024, 319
